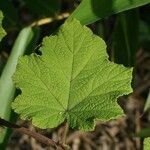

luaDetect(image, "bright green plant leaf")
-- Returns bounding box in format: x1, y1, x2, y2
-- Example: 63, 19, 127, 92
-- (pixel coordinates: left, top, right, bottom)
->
0, 11, 6, 42
12, 19, 133, 130
144, 138, 150, 150
68, 0, 150, 25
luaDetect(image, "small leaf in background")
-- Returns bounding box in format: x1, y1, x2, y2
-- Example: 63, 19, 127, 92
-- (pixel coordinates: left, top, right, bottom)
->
24, 0, 60, 17
112, 9, 139, 66
144, 138, 150, 150
12, 19, 133, 131
0, 11, 6, 42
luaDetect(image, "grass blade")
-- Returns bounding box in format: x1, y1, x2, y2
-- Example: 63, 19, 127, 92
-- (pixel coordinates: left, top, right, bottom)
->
0, 26, 35, 147
68, 0, 150, 25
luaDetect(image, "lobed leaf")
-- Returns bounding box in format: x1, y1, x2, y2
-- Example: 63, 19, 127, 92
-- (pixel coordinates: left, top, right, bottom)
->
12, 19, 133, 130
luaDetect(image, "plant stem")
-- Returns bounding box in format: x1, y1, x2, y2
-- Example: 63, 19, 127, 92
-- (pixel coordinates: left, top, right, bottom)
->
61, 122, 69, 145
31, 12, 70, 27
0, 118, 64, 149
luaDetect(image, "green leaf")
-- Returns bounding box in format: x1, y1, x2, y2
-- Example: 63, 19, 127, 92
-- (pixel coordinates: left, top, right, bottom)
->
0, 11, 6, 42
144, 138, 150, 150
68, 0, 150, 25
12, 19, 133, 130
24, 0, 60, 17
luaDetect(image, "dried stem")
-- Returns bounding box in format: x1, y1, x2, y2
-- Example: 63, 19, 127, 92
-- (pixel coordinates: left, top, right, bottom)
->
0, 118, 64, 149
31, 12, 70, 27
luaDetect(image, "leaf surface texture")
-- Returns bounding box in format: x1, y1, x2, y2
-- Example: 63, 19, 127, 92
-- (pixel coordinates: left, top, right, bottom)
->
12, 20, 132, 130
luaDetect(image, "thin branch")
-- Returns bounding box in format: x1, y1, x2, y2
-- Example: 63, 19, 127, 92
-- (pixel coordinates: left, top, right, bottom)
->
31, 12, 70, 27
61, 122, 69, 144
0, 118, 64, 149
